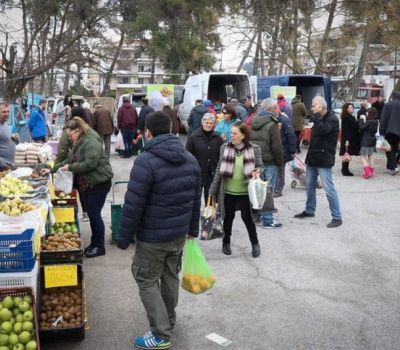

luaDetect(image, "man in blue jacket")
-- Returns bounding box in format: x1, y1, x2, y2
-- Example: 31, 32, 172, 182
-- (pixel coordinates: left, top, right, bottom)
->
117, 111, 201, 350
28, 99, 48, 142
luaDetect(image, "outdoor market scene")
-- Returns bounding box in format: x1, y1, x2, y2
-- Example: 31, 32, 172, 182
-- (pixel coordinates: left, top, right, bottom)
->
1, 1, 400, 350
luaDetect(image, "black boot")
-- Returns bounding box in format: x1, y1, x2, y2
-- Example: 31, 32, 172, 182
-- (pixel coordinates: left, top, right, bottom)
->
341, 161, 354, 176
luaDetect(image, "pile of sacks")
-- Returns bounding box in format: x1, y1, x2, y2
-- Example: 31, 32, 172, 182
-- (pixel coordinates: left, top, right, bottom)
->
14, 142, 53, 164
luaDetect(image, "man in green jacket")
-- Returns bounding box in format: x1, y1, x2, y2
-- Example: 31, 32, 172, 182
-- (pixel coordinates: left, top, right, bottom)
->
251, 98, 283, 228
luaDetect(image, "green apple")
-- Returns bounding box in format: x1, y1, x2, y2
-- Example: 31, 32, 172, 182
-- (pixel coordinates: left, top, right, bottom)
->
0, 346, 9, 350
12, 309, 20, 317
1, 297, 13, 310
0, 321, 12, 334
12, 298, 22, 308
26, 340, 37, 350
18, 330, 31, 344
15, 315, 23, 323
0, 334, 8, 346
0, 309, 11, 322
13, 344, 25, 350
22, 296, 31, 306
22, 311, 32, 322
64, 224, 71, 232
9, 317, 15, 325
12, 323, 22, 335
8, 334, 18, 346
18, 302, 29, 313
21, 322, 32, 332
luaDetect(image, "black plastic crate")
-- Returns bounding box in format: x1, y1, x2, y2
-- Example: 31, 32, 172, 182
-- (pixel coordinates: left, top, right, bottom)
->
38, 264, 85, 342
40, 233, 83, 265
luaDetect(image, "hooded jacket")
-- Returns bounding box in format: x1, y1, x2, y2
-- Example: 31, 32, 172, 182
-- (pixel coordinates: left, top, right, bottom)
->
250, 111, 283, 166
28, 108, 47, 138
117, 134, 201, 246
117, 102, 138, 130
188, 105, 208, 134
278, 112, 297, 162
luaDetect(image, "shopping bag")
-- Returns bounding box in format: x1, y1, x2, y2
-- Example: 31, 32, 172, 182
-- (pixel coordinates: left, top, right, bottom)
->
376, 136, 391, 152
181, 240, 216, 294
54, 169, 73, 194
200, 197, 224, 240
248, 177, 268, 210
342, 145, 351, 163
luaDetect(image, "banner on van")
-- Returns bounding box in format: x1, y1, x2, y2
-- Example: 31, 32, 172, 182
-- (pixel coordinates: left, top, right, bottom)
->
147, 84, 175, 111
271, 86, 297, 101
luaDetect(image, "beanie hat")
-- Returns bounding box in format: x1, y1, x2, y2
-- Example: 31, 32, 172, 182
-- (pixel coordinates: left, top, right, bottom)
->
203, 99, 212, 108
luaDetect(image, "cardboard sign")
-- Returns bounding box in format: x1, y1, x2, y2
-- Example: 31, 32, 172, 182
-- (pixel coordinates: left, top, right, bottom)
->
44, 264, 78, 288
270, 86, 297, 100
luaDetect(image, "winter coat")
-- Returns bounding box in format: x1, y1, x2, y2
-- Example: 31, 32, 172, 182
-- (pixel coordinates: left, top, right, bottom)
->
117, 134, 201, 246
358, 119, 378, 147
235, 103, 249, 122
250, 111, 283, 166
188, 105, 208, 135
54, 129, 72, 166
372, 100, 385, 119
163, 105, 180, 134
340, 113, 361, 156
83, 109, 94, 128
117, 102, 138, 130
379, 97, 400, 138
93, 107, 114, 136
357, 107, 367, 121
278, 113, 297, 162
186, 128, 223, 186
278, 99, 293, 120
66, 129, 113, 186
305, 110, 339, 168
138, 105, 154, 131
28, 108, 47, 138
291, 97, 308, 131
208, 143, 263, 223
215, 119, 238, 143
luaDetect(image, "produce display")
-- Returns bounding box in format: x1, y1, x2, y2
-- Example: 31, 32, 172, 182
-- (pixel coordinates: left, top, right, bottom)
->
0, 176, 33, 197
53, 192, 73, 200
181, 274, 216, 294
0, 295, 38, 350
0, 170, 10, 179
41, 234, 81, 252
39, 286, 82, 329
49, 222, 79, 235
0, 198, 37, 216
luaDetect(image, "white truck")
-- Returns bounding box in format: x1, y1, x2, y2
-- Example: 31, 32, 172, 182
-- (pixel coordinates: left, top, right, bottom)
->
177, 72, 252, 129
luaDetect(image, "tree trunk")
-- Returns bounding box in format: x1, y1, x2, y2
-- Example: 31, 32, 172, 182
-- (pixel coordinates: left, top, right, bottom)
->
101, 31, 125, 97
314, 0, 337, 74
258, 31, 265, 76
63, 65, 71, 95
268, 15, 281, 75
350, 36, 370, 100
236, 33, 257, 73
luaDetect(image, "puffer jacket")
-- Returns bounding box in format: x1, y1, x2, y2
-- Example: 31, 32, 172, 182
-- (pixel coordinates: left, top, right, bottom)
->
305, 110, 339, 168
117, 134, 201, 246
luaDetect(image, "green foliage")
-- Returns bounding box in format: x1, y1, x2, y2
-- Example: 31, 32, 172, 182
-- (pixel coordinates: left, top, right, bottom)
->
107, 90, 116, 98
125, 0, 224, 74
68, 84, 91, 98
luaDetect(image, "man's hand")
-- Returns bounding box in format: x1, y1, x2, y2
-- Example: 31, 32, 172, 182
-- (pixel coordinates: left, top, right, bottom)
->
251, 168, 261, 179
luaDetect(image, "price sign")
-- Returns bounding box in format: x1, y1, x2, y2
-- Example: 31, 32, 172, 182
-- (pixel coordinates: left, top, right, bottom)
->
44, 264, 78, 288
53, 207, 75, 222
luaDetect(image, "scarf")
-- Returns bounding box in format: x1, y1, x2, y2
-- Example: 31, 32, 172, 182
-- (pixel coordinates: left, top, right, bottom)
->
219, 142, 255, 180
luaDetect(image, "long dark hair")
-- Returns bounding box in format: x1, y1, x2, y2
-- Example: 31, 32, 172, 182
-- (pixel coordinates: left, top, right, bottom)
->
231, 122, 251, 144
222, 103, 237, 121
366, 107, 378, 120
341, 102, 354, 119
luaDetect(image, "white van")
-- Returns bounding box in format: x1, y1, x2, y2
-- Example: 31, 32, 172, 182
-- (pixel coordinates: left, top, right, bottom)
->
178, 72, 252, 128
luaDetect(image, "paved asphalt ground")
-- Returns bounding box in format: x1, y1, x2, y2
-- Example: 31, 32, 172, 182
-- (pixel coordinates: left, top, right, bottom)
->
43, 143, 400, 350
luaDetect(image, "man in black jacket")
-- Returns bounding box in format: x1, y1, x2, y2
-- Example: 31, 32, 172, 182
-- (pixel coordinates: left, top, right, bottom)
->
117, 111, 201, 349
294, 96, 342, 228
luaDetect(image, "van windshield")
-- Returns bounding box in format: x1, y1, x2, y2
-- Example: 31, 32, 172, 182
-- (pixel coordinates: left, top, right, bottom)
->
208, 75, 250, 104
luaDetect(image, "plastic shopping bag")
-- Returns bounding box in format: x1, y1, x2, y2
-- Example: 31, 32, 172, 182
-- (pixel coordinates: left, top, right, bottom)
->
54, 169, 73, 194
376, 136, 391, 152
200, 197, 224, 240
181, 240, 216, 294
248, 177, 268, 210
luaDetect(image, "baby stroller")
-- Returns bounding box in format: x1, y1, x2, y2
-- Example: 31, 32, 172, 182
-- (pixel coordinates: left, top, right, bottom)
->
289, 156, 306, 188
288, 156, 323, 189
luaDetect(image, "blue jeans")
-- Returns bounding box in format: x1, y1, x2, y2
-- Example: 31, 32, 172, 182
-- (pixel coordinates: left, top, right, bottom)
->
305, 166, 342, 220
122, 128, 136, 156
84, 182, 111, 248
261, 165, 278, 225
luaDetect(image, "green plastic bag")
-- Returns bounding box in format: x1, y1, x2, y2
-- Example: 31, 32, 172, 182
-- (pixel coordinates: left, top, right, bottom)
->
181, 240, 216, 294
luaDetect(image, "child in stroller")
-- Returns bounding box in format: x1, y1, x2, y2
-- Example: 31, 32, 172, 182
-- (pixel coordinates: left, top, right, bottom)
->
288, 156, 322, 189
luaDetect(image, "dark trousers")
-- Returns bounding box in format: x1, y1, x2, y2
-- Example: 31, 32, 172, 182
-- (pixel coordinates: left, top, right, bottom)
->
295, 130, 302, 152
74, 178, 87, 213
84, 182, 111, 248
223, 193, 258, 245
32, 136, 46, 143
202, 171, 214, 204
122, 128, 136, 156
385, 133, 400, 170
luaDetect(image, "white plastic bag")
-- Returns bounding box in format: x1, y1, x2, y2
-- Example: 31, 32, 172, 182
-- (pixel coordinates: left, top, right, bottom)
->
54, 169, 73, 194
248, 177, 268, 210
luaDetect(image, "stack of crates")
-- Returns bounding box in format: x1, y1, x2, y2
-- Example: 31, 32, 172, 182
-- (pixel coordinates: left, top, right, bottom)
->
0, 228, 39, 296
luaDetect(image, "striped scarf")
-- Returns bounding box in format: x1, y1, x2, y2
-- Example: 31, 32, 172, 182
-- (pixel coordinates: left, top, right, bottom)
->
220, 142, 255, 180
